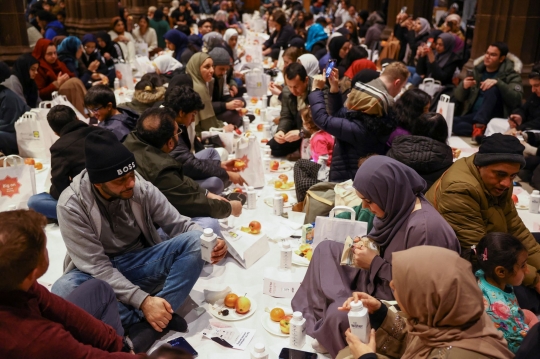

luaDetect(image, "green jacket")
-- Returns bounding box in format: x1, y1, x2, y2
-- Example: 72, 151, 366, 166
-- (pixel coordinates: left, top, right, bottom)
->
335, 205, 375, 233
278, 77, 321, 134
454, 53, 523, 117
426, 155, 540, 286
123, 132, 232, 219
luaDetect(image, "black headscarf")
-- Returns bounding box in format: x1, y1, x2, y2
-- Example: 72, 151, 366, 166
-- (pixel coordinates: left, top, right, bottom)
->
12, 53, 40, 108
328, 36, 349, 63
0, 62, 11, 83
96, 31, 121, 60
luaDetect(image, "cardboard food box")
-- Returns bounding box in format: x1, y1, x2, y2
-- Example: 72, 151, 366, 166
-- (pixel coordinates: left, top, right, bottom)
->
222, 229, 270, 269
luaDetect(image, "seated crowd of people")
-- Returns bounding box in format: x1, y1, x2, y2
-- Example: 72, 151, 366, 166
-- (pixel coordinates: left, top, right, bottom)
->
2, 0, 540, 358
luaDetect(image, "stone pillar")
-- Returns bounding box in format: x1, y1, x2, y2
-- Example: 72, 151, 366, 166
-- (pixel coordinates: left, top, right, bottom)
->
64, 0, 119, 38
0, 0, 30, 63
121, 0, 159, 19
387, 0, 435, 28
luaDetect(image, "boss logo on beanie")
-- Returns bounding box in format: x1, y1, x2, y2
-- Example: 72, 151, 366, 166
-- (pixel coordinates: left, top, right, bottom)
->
117, 162, 136, 176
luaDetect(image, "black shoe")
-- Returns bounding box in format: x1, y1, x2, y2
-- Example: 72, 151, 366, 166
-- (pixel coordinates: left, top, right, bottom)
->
167, 313, 188, 332
128, 321, 166, 353
472, 134, 486, 145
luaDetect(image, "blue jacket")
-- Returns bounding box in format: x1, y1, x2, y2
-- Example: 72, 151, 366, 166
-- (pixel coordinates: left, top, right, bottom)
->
44, 20, 66, 40
98, 108, 139, 142
309, 90, 394, 182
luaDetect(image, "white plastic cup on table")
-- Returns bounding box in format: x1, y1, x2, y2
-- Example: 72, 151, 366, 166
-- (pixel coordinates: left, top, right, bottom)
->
247, 186, 257, 209
348, 300, 371, 344
530, 190, 540, 214
200, 228, 217, 262
279, 240, 292, 270
273, 194, 284, 216
289, 311, 307, 348
263, 156, 271, 173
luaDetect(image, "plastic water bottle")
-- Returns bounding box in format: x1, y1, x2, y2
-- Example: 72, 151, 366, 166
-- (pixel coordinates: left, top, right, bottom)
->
530, 190, 540, 214
247, 186, 257, 209
243, 116, 250, 132
200, 228, 217, 262
263, 156, 271, 173
251, 343, 269, 359
289, 311, 306, 347
273, 194, 284, 216
317, 155, 329, 181
114, 78, 120, 90
261, 95, 267, 109
280, 241, 292, 269
260, 108, 267, 122
348, 301, 371, 344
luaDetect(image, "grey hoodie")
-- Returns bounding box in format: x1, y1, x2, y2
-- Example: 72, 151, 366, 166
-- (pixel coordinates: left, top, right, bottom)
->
57, 169, 202, 308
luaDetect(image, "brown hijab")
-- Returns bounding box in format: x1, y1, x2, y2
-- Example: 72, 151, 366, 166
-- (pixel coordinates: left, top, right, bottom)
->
392, 246, 513, 359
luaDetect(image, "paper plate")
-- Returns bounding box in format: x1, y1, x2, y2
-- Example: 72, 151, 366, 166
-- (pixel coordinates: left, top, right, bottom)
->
209, 296, 257, 321
268, 179, 295, 191
292, 252, 310, 266
264, 197, 293, 208
260, 308, 292, 337
270, 161, 293, 173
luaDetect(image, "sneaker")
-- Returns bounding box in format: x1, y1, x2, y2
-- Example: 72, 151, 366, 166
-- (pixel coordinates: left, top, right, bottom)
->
471, 124, 486, 144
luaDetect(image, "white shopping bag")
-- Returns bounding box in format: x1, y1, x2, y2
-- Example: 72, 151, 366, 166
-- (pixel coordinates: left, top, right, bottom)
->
134, 41, 149, 57
15, 111, 58, 162
242, 44, 263, 65
300, 137, 311, 160
234, 136, 265, 188
436, 94, 455, 138
0, 155, 37, 211
419, 78, 443, 98
245, 68, 266, 98
313, 206, 368, 249
51, 92, 87, 123
202, 127, 235, 154
115, 62, 134, 90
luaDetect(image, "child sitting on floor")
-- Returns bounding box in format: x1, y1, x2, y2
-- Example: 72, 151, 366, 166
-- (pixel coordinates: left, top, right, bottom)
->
475, 232, 539, 353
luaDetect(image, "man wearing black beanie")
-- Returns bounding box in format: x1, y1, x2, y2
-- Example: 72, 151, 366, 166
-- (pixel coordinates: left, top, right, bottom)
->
52, 130, 228, 352
427, 133, 540, 312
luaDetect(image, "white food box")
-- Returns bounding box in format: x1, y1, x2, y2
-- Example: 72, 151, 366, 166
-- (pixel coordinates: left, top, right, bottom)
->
262, 267, 303, 298
222, 229, 270, 269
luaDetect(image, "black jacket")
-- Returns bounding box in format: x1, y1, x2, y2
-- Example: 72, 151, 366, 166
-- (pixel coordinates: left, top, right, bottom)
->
516, 93, 540, 131
123, 132, 232, 219
310, 90, 394, 182
394, 25, 429, 64
49, 121, 108, 200
263, 24, 296, 60
416, 52, 461, 86
386, 135, 453, 190
169, 124, 229, 184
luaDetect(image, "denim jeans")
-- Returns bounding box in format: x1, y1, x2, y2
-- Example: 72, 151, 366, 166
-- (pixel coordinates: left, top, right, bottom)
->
27, 192, 58, 219
194, 148, 225, 195
453, 86, 504, 136
51, 231, 204, 328
407, 66, 423, 86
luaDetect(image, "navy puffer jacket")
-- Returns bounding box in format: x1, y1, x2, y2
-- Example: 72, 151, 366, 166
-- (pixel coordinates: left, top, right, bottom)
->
309, 90, 395, 182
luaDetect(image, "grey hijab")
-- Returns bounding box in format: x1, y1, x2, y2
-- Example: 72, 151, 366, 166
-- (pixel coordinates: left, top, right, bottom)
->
353, 156, 426, 247
435, 33, 456, 68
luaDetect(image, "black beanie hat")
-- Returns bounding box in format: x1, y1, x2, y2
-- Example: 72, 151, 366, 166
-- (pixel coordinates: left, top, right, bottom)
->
85, 130, 137, 183
473, 133, 525, 168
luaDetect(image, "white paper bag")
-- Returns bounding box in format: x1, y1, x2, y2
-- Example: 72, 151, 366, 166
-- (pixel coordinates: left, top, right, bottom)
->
115, 62, 134, 90
202, 127, 235, 154
419, 78, 443, 97
51, 92, 87, 123
134, 41, 149, 57
0, 155, 37, 211
313, 206, 368, 249
234, 136, 265, 188
15, 111, 58, 162
245, 68, 266, 98
436, 94, 455, 138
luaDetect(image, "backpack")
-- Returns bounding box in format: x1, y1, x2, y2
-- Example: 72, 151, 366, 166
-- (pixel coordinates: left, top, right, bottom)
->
293, 181, 337, 224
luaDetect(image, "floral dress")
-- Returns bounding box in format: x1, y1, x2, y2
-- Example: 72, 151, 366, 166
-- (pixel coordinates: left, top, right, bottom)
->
476, 269, 529, 353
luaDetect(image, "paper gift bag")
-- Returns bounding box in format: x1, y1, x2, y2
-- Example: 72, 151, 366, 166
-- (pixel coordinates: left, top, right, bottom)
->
51, 92, 87, 123
234, 136, 265, 188
115, 62, 135, 90
134, 41, 149, 57
419, 78, 443, 97
15, 111, 58, 162
313, 206, 368, 249
202, 127, 235, 154
436, 94, 455, 138
0, 155, 37, 211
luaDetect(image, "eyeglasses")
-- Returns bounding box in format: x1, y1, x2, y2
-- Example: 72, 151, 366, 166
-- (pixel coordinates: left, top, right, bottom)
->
87, 106, 104, 114
173, 128, 183, 137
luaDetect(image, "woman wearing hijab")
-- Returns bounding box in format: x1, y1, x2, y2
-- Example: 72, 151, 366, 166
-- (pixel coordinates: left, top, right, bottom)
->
58, 36, 106, 89
96, 31, 125, 65
357, 10, 370, 38
364, 11, 386, 48
318, 35, 350, 73
298, 54, 320, 77
0, 62, 30, 155
262, 9, 295, 61
401, 17, 430, 65
180, 35, 203, 66
32, 38, 87, 115
152, 55, 183, 82
108, 16, 136, 66
416, 32, 460, 86
186, 53, 234, 135
223, 28, 243, 62
305, 22, 328, 54
164, 28, 189, 64
202, 31, 224, 53
2, 53, 41, 107
81, 34, 115, 87
339, 246, 513, 359
291, 156, 460, 357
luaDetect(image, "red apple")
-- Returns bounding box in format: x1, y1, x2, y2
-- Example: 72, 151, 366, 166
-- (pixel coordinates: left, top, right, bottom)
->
235, 296, 251, 314
280, 315, 292, 334
249, 221, 261, 234
270, 160, 279, 171
233, 188, 243, 193
512, 194, 519, 204
257, 124, 264, 132
261, 139, 269, 144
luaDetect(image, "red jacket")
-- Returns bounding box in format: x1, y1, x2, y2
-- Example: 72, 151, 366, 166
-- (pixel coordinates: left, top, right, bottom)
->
0, 282, 145, 359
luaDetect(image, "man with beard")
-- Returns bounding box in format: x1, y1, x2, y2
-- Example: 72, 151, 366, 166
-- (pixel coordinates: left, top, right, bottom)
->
53, 129, 229, 352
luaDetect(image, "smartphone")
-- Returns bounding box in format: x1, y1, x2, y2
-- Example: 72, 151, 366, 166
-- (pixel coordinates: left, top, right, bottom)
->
167, 337, 198, 357
325, 59, 336, 78
466, 69, 474, 78
400, 6, 407, 14
279, 348, 318, 359
426, 37, 433, 48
